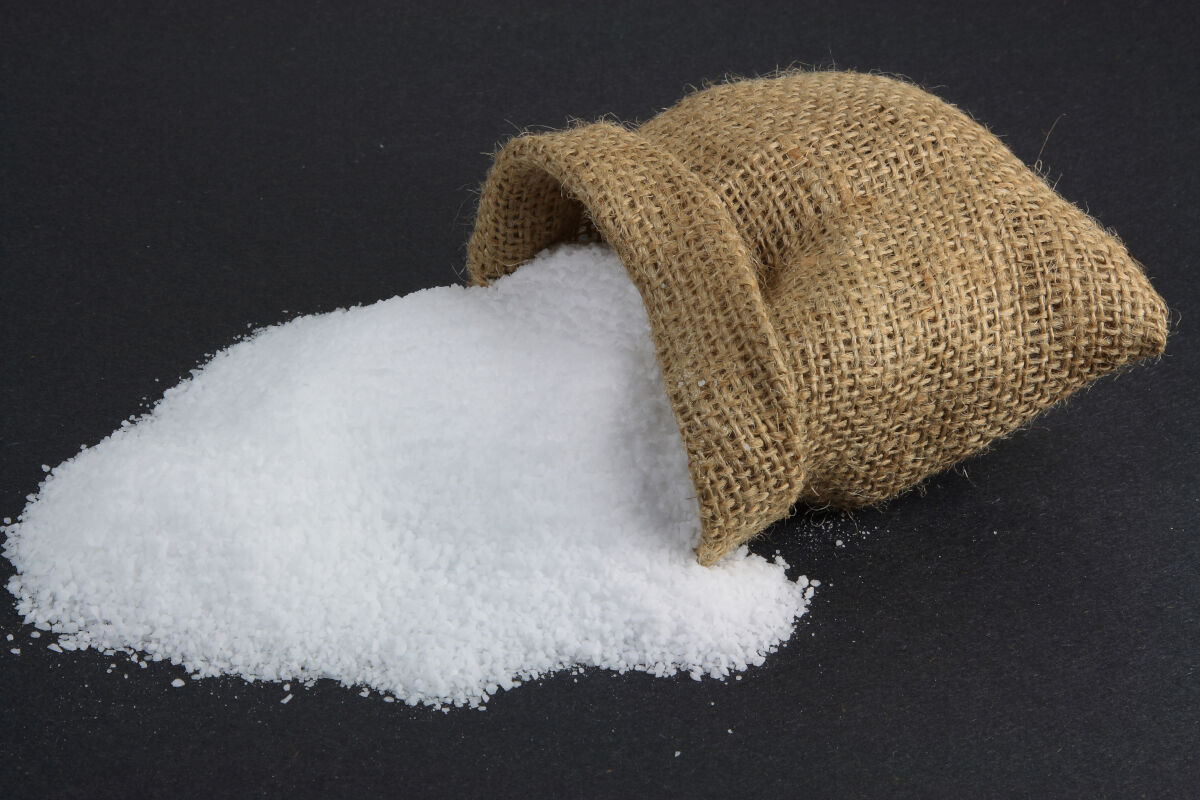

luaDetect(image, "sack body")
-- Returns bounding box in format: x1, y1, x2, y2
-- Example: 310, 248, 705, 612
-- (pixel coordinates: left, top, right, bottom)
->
467, 71, 1168, 565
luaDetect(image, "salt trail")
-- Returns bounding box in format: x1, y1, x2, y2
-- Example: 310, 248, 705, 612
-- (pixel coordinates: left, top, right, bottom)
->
4, 243, 812, 708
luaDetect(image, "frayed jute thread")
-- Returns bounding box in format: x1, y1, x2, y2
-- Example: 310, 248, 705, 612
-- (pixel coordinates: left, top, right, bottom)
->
465, 70, 1168, 565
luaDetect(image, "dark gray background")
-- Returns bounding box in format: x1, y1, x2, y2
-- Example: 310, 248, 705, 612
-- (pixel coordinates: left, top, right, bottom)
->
2, 1, 1197, 797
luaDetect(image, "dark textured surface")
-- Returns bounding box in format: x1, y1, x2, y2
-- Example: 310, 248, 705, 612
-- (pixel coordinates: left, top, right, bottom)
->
2, 2, 1196, 797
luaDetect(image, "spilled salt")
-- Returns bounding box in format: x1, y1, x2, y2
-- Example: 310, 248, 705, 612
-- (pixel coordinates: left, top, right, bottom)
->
2, 243, 813, 709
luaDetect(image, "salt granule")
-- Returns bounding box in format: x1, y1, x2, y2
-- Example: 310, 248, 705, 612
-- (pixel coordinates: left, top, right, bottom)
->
3, 243, 812, 708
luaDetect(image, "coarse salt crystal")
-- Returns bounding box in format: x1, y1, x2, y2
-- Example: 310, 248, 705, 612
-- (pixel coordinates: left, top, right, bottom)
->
2, 243, 814, 709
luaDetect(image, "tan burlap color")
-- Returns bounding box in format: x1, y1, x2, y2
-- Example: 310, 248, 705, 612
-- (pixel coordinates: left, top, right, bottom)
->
466, 71, 1168, 566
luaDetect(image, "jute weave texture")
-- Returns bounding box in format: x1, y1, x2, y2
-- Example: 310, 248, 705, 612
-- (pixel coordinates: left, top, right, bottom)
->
467, 71, 1168, 565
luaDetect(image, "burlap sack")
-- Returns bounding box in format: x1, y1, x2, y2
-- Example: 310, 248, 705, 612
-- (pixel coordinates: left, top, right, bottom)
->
466, 71, 1168, 565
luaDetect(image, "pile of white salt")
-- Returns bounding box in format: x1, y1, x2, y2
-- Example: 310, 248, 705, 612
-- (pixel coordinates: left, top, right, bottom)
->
3, 243, 812, 708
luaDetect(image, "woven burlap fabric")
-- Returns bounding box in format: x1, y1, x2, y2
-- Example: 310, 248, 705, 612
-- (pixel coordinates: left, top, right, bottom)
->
466, 71, 1168, 566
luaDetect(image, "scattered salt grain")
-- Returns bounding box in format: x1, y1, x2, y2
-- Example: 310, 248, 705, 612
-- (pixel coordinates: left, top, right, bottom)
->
281, 694, 293, 705
3, 243, 813, 709
30, 631, 40, 638
170, 678, 185, 688
46, 643, 62, 653
10, 648, 19, 656
5, 634, 11, 642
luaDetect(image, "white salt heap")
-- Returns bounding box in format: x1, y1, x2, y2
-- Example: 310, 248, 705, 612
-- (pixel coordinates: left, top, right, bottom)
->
3, 243, 812, 708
